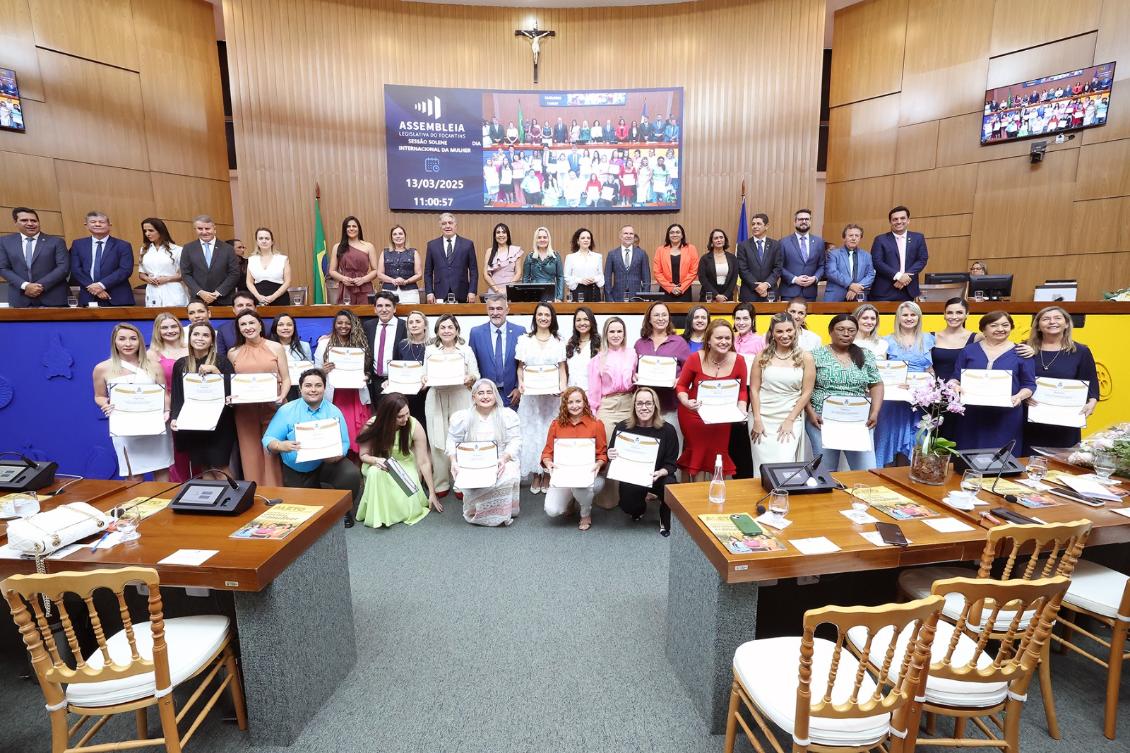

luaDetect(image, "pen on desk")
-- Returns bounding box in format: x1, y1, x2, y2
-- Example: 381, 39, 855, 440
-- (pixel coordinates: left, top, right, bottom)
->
90, 531, 111, 552
980, 511, 1003, 527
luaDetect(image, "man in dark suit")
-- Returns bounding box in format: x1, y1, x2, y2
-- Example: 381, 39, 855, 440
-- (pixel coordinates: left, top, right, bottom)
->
870, 205, 929, 301
362, 290, 408, 406
180, 214, 241, 306
216, 291, 265, 358
777, 208, 825, 301
69, 211, 135, 306
603, 224, 651, 302
735, 213, 783, 302
469, 295, 526, 408
424, 213, 478, 304
0, 207, 70, 307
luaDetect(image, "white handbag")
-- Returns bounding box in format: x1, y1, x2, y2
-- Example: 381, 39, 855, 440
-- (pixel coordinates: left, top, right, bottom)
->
7, 502, 113, 556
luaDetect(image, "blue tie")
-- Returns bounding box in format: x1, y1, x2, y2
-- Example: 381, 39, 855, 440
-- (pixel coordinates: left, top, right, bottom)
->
493, 328, 503, 374
203, 241, 213, 267
92, 240, 104, 279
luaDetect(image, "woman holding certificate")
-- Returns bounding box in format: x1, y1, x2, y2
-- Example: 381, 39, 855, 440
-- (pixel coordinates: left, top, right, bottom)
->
92, 323, 174, 482
1018, 306, 1098, 453
356, 393, 440, 528
950, 311, 1036, 452
750, 314, 815, 466
270, 314, 313, 402
517, 303, 568, 493
805, 314, 883, 474
609, 387, 680, 536
148, 313, 190, 481
314, 310, 373, 456
424, 314, 479, 497
675, 320, 749, 481
389, 310, 430, 434
229, 311, 289, 486
565, 307, 600, 391
447, 379, 521, 527
875, 302, 934, 466
541, 388, 608, 531
634, 302, 692, 434
170, 322, 236, 478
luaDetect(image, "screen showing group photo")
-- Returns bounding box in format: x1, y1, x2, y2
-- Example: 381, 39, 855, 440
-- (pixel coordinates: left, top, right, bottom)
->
0, 68, 25, 133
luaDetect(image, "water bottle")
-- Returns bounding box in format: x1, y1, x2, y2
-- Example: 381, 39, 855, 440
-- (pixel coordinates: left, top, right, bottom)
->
708, 454, 726, 506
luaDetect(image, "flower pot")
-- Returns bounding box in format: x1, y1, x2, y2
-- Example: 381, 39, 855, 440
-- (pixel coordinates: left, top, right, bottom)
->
910, 448, 952, 486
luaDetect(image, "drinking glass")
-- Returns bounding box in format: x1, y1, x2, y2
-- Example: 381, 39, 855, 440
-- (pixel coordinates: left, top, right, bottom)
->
1025, 456, 1048, 484
290, 289, 305, 306
856, 292, 866, 302
973, 290, 986, 303
446, 292, 457, 304
1093, 451, 1117, 481
12, 493, 39, 518
576, 292, 585, 303
765, 291, 777, 303
115, 509, 141, 542
67, 295, 78, 308
850, 483, 869, 515
960, 469, 983, 497
768, 489, 789, 523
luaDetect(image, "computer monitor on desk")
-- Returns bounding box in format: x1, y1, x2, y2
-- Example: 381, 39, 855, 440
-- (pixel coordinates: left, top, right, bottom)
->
506, 282, 555, 302
967, 274, 1013, 301
925, 272, 970, 285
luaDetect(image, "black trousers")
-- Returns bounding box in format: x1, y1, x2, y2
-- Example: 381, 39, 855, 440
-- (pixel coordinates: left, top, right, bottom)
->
282, 460, 362, 516
728, 422, 754, 479
617, 475, 672, 530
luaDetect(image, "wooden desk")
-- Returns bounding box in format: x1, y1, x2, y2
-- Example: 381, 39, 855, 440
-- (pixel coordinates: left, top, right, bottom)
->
0, 481, 357, 747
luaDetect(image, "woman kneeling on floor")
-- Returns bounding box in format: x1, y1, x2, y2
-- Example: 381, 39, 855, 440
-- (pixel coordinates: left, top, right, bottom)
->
541, 387, 608, 531
355, 392, 441, 528
447, 378, 522, 527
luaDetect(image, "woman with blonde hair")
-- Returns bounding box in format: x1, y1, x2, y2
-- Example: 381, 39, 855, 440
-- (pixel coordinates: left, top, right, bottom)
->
148, 312, 189, 480
875, 301, 934, 465
750, 313, 815, 467
246, 227, 292, 305
92, 323, 173, 481
541, 387, 607, 531
520, 226, 564, 301
851, 303, 887, 361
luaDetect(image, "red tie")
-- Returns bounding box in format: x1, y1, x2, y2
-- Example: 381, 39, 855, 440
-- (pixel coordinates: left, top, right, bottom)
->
377, 322, 388, 375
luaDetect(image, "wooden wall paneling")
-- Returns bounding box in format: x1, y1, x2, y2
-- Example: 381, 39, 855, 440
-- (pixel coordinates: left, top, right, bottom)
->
54, 161, 156, 250
892, 162, 977, 217
990, 251, 1123, 301
826, 94, 900, 182
0, 0, 45, 101
899, 0, 993, 126
894, 119, 938, 173
822, 175, 893, 249
27, 0, 140, 71
989, 0, 1102, 57
134, 0, 229, 180
913, 213, 972, 238
0, 151, 58, 210
969, 149, 1079, 260
1069, 197, 1121, 255
920, 235, 969, 272
0, 98, 56, 158
828, 0, 908, 107
37, 50, 148, 171
150, 173, 234, 225
1094, 0, 1130, 72
985, 33, 1098, 90
0, 206, 62, 235
935, 111, 1079, 167
1074, 139, 1130, 201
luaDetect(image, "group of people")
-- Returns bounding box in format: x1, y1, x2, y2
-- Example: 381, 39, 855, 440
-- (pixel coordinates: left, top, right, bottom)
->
481, 113, 681, 149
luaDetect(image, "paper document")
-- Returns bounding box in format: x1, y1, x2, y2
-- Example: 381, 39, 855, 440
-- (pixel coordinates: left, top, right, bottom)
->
550, 438, 597, 488
819, 396, 872, 450
961, 369, 1013, 408
294, 419, 344, 463
230, 373, 277, 404
454, 442, 499, 489
607, 432, 661, 487
877, 360, 908, 388
109, 383, 166, 437
1058, 474, 1121, 502
287, 360, 316, 387
879, 361, 932, 403
326, 347, 366, 389
923, 518, 975, 533
387, 360, 424, 395
636, 356, 677, 388
523, 364, 560, 396
697, 379, 745, 424
790, 537, 841, 555
425, 352, 465, 387
1028, 377, 1089, 428
159, 549, 218, 566
176, 373, 225, 431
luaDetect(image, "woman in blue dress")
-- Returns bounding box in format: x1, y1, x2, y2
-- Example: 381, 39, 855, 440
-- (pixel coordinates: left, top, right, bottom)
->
950, 311, 1036, 451
875, 302, 934, 465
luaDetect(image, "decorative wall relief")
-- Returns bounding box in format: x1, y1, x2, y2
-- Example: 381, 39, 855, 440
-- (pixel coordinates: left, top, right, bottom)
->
0, 375, 12, 409
42, 333, 74, 380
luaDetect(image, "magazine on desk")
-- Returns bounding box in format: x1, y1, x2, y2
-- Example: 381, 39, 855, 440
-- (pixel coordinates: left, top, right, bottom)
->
230, 504, 320, 540
698, 514, 787, 554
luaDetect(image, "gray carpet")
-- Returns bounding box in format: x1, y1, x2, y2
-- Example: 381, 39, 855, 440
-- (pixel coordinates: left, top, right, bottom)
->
1, 489, 1127, 752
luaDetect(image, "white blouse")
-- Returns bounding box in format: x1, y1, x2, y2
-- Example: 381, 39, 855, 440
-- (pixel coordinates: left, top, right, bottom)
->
563, 251, 605, 291
248, 254, 287, 284
446, 407, 521, 459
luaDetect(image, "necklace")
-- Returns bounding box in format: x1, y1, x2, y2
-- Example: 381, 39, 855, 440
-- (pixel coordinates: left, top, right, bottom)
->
1038, 346, 1063, 371
536, 333, 552, 342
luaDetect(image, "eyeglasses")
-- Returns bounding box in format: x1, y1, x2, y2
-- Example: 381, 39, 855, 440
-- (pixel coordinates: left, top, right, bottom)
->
635, 401, 656, 407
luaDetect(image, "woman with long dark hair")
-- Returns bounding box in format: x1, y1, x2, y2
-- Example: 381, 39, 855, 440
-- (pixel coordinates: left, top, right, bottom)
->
564, 227, 604, 302
698, 228, 738, 302
228, 311, 289, 485
270, 313, 312, 402
681, 305, 710, 354
139, 217, 187, 307
170, 322, 236, 479
355, 393, 440, 528
653, 223, 698, 302
516, 301, 567, 492
565, 306, 601, 391
375, 224, 422, 305
424, 313, 479, 497
329, 215, 379, 305
314, 309, 373, 455
483, 222, 524, 296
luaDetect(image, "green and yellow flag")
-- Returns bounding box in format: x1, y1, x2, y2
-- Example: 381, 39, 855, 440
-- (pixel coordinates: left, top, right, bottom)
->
517, 100, 525, 143
311, 183, 328, 304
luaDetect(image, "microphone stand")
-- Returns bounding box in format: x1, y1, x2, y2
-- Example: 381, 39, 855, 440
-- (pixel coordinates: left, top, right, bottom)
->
755, 454, 823, 514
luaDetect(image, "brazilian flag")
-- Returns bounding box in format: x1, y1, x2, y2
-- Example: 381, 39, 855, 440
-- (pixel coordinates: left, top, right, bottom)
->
312, 186, 328, 304
517, 100, 525, 143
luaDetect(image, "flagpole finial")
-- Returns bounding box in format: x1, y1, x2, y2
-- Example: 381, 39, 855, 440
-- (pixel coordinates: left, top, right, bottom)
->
741, 180, 746, 198
315, 182, 321, 200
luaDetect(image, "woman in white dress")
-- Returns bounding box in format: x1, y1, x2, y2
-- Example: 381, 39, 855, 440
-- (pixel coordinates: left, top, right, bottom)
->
423, 313, 479, 496
564, 307, 599, 391
246, 227, 292, 306
447, 378, 521, 527
516, 302, 567, 493
92, 323, 173, 481
138, 218, 187, 307
852, 303, 888, 361
750, 313, 815, 466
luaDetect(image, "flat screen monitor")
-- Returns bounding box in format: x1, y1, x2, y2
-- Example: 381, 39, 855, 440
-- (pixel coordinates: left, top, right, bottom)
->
0, 68, 25, 133
981, 61, 1115, 145
506, 282, 554, 302
924, 272, 970, 285
968, 274, 1013, 301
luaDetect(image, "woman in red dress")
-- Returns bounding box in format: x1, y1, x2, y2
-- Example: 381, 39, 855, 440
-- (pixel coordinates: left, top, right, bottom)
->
675, 319, 749, 481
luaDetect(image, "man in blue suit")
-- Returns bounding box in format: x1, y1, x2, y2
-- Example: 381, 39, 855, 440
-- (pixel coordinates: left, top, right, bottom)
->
0, 207, 70, 307
469, 295, 526, 408
424, 213, 478, 304
777, 208, 824, 301
870, 205, 929, 301
603, 224, 651, 301
824, 224, 876, 302
69, 211, 135, 306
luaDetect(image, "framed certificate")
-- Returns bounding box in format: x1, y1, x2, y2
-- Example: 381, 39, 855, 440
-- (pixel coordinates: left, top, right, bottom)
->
697, 379, 745, 424
387, 360, 424, 395
820, 395, 871, 451
523, 364, 561, 396
607, 432, 661, 488
109, 383, 166, 437
1028, 377, 1089, 428
549, 438, 596, 488
454, 442, 499, 489
636, 356, 677, 388
294, 418, 344, 463
426, 352, 465, 387
230, 373, 278, 404
176, 373, 225, 431
326, 347, 366, 389
960, 369, 1013, 407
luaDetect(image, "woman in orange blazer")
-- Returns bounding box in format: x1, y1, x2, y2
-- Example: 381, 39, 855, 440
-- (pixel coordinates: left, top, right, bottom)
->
653, 223, 699, 302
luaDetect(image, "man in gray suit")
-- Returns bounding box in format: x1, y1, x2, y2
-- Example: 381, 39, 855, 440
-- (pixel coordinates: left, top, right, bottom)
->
0, 207, 70, 307
735, 213, 783, 301
603, 224, 651, 301
180, 214, 241, 306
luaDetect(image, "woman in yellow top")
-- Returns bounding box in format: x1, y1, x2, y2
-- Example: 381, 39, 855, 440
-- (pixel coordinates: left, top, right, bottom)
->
652, 223, 698, 302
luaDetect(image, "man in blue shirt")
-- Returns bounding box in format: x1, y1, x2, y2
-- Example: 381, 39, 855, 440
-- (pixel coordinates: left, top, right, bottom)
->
263, 368, 362, 527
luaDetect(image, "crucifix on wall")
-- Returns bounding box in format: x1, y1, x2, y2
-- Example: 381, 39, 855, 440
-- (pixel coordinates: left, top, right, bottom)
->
515, 21, 555, 84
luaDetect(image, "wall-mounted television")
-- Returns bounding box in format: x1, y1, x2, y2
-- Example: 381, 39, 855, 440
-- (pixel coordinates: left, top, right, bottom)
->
0, 68, 25, 133
980, 61, 1114, 145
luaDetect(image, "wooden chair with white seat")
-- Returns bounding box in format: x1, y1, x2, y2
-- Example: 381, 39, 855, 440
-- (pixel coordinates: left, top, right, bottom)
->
1, 566, 247, 753
1045, 560, 1130, 740
723, 594, 945, 753
850, 575, 1071, 753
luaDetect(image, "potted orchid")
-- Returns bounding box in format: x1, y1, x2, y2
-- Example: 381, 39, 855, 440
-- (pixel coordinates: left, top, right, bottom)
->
907, 377, 965, 485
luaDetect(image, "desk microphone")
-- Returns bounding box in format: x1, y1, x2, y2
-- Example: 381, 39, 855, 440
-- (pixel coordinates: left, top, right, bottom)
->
113, 467, 235, 517
987, 439, 1018, 495
755, 454, 822, 515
